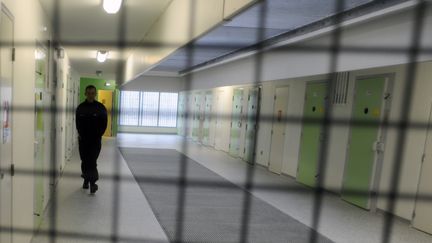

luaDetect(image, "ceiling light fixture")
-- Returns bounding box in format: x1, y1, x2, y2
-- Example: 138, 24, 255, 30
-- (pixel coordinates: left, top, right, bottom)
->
103, 0, 123, 14
97, 51, 108, 63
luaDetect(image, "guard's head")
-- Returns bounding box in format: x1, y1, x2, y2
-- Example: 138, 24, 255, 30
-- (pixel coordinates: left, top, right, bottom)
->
85, 85, 97, 102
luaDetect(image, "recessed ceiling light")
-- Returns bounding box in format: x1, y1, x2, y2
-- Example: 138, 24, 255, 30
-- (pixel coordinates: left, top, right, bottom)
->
103, 0, 123, 14
97, 51, 109, 63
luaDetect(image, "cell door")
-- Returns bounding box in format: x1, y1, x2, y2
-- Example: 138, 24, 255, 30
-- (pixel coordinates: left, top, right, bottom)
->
34, 45, 47, 228
269, 86, 290, 174
214, 91, 225, 150
413, 104, 432, 234
297, 82, 328, 187
342, 77, 387, 209
243, 87, 261, 164
0, 7, 14, 243
229, 88, 244, 157
192, 92, 203, 142
177, 93, 185, 136
202, 91, 212, 146
98, 90, 114, 137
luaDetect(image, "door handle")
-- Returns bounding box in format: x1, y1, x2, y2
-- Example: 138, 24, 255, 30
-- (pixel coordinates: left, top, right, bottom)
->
0, 172, 4, 180
373, 141, 385, 152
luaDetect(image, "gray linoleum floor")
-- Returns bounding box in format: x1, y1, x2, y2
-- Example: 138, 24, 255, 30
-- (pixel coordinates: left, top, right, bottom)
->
31, 134, 432, 243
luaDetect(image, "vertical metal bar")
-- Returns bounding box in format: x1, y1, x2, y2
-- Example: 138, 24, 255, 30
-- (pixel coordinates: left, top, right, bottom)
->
174, 0, 197, 242
381, 1, 426, 242
308, 0, 345, 242
239, 0, 267, 242
49, 0, 60, 242
111, 1, 128, 242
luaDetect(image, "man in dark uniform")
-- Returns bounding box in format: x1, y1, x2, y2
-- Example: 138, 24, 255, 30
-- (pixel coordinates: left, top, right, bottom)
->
76, 85, 108, 194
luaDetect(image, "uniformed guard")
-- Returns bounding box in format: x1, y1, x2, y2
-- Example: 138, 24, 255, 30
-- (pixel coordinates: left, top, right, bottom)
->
75, 85, 108, 194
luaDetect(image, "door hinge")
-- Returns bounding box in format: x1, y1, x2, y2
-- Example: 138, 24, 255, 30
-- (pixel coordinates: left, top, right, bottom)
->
274, 95, 277, 100
412, 211, 416, 219
421, 153, 426, 163
11, 164, 15, 177
12, 48, 15, 61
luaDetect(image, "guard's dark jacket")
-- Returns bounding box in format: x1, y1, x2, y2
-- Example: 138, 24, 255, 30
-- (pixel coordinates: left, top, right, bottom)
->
76, 100, 108, 139
75, 100, 108, 183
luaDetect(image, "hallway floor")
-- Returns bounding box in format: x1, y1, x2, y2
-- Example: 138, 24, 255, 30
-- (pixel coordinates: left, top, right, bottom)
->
31, 134, 432, 243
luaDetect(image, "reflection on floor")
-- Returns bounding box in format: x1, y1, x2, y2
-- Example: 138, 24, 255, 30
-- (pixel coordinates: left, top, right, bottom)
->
31, 134, 432, 243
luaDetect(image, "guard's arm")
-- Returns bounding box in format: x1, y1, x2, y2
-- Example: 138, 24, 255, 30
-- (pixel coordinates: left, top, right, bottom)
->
99, 104, 108, 137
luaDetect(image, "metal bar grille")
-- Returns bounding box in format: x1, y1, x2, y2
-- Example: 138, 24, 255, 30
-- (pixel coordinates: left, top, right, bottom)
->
0, 0, 430, 243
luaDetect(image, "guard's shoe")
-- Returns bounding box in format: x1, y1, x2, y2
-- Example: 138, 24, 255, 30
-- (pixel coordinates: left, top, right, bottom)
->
90, 184, 98, 194
82, 180, 89, 190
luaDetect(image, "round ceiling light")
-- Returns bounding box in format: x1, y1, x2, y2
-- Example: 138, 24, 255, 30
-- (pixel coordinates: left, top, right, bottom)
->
103, 0, 123, 14
97, 50, 109, 63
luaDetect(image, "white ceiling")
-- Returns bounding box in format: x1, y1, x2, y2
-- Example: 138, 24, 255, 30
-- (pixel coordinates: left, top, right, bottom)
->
39, 0, 172, 79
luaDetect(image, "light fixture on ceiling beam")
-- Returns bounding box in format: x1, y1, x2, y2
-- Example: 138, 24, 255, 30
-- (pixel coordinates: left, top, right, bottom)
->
103, 0, 123, 14
97, 50, 109, 63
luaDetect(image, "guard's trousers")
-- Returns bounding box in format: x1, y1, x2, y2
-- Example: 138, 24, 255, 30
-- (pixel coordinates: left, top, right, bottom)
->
78, 137, 102, 184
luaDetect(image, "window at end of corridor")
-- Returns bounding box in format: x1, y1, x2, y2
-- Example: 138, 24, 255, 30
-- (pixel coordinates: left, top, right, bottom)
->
119, 91, 178, 128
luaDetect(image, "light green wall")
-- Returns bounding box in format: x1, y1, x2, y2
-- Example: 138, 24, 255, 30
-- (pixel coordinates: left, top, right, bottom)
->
80, 77, 116, 102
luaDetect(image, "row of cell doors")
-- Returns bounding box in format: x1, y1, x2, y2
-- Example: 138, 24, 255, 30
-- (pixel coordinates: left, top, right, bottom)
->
179, 87, 261, 164
266, 76, 432, 234
268, 77, 389, 210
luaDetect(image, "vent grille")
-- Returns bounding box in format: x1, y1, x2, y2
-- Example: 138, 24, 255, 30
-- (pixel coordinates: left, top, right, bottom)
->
332, 72, 349, 105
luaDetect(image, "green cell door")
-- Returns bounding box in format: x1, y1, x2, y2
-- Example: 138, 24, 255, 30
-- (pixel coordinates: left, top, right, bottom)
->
192, 92, 203, 141
177, 93, 186, 136
342, 77, 386, 209
297, 82, 328, 187
242, 87, 260, 163
34, 45, 47, 228
229, 88, 244, 156
202, 91, 212, 145
413, 104, 432, 234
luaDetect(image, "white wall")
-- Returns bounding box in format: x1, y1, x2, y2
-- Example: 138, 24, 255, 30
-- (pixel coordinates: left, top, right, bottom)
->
178, 3, 432, 222
0, 1, 80, 242
121, 75, 184, 92
0, 0, 53, 242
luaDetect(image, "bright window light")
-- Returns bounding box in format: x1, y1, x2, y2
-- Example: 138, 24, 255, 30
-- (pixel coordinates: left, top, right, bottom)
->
119, 91, 140, 126
97, 51, 108, 63
103, 0, 123, 14
35, 50, 46, 60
